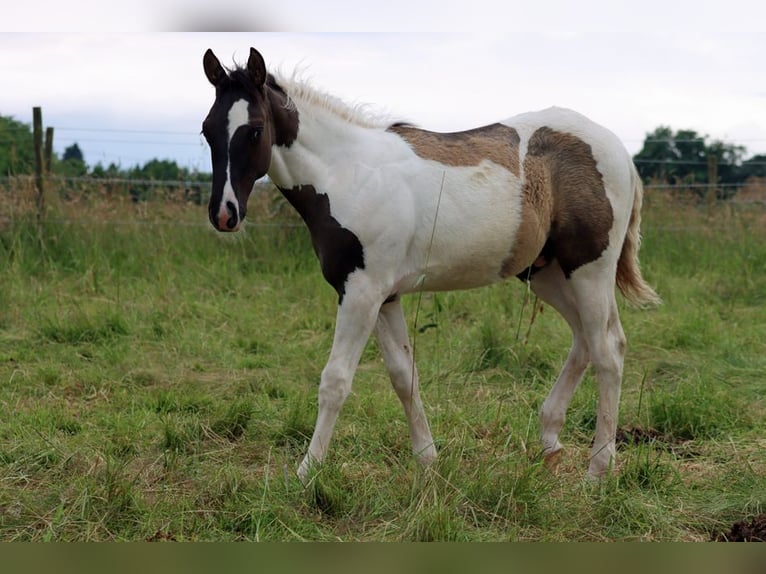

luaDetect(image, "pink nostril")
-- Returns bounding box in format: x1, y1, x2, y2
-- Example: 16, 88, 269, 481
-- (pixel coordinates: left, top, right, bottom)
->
216, 200, 240, 231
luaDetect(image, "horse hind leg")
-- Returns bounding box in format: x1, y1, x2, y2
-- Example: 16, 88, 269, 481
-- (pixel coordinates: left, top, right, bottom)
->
568, 263, 627, 478
374, 298, 437, 466
529, 262, 590, 470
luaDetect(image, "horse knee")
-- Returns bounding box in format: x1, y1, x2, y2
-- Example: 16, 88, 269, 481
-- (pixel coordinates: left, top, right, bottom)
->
319, 364, 352, 408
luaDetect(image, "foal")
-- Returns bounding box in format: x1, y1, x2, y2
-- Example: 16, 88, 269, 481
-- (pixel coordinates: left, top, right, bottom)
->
201, 47, 660, 482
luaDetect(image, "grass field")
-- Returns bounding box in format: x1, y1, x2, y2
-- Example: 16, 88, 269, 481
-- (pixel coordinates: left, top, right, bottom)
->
0, 182, 764, 541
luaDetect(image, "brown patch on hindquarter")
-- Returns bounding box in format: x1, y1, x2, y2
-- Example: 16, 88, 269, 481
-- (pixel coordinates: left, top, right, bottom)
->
388, 123, 520, 177
501, 149, 553, 278
505, 127, 614, 279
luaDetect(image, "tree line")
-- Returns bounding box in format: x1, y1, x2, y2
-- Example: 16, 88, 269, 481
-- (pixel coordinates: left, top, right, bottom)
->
2, 113, 765, 196
633, 126, 766, 188
0, 114, 210, 184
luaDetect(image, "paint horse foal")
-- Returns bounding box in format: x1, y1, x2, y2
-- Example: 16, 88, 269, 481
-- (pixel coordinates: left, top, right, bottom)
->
201, 48, 659, 482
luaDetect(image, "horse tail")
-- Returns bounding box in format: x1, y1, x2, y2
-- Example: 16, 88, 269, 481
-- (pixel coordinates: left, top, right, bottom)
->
616, 163, 661, 307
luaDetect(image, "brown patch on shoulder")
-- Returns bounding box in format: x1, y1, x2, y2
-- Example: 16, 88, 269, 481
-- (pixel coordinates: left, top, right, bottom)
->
502, 126, 613, 279
388, 123, 520, 177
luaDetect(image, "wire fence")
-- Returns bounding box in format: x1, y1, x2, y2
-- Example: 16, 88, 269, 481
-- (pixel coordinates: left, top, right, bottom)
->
4, 122, 766, 169
0, 174, 211, 205
1, 174, 764, 232
1, 173, 765, 201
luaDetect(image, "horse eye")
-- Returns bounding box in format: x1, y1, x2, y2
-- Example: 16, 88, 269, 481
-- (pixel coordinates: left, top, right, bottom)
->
253, 126, 264, 138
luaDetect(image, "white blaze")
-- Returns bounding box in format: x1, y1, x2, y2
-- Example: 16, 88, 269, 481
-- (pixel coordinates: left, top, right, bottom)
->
219, 99, 250, 222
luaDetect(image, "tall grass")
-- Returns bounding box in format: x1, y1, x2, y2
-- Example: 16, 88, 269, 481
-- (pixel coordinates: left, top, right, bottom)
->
0, 183, 764, 540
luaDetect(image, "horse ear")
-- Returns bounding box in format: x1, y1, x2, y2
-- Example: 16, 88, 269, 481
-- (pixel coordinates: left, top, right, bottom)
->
203, 49, 226, 87
247, 48, 267, 88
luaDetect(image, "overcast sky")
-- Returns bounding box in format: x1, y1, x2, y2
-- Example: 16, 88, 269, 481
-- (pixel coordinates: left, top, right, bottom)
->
3, 2, 765, 171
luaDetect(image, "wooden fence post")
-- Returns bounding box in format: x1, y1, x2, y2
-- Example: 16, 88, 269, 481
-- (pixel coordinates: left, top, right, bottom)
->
707, 154, 718, 204
33, 106, 45, 221
44, 126, 54, 175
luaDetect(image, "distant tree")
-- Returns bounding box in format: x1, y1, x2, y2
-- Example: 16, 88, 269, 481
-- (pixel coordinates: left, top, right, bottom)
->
56, 142, 88, 177
90, 162, 124, 179
133, 159, 183, 181
125, 159, 184, 201
705, 139, 747, 185
633, 126, 707, 184
0, 115, 35, 175
87, 158, 210, 201
738, 154, 766, 180
633, 126, 748, 188
63, 143, 84, 163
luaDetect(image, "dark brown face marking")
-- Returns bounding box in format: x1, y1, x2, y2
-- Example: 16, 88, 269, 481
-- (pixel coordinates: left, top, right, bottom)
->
504, 126, 614, 280
279, 184, 365, 304
388, 123, 521, 177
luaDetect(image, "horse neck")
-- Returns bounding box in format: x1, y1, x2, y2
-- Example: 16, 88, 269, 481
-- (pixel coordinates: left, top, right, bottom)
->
268, 98, 385, 190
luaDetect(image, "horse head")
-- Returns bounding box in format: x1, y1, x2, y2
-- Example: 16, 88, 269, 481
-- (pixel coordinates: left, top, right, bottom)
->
202, 48, 281, 232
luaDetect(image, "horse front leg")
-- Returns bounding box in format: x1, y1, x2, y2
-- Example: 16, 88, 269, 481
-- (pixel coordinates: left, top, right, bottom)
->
297, 278, 382, 484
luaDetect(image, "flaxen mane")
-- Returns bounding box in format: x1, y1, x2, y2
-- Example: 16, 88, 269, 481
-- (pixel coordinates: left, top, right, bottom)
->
270, 70, 401, 130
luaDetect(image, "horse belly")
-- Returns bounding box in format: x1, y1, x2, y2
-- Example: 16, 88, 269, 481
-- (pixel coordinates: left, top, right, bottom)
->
409, 258, 510, 292
401, 169, 525, 293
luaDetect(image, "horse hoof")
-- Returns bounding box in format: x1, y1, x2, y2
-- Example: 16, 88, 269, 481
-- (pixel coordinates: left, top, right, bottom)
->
543, 448, 563, 471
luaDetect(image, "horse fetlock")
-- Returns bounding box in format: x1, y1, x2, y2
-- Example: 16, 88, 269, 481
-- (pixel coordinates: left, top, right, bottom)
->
588, 443, 616, 478
297, 453, 317, 486
414, 443, 438, 467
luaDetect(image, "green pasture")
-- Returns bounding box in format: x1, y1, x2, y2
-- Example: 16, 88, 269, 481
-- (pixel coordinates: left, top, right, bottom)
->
0, 186, 763, 540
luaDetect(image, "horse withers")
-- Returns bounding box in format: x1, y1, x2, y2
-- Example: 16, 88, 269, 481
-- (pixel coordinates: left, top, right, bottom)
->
201, 47, 660, 483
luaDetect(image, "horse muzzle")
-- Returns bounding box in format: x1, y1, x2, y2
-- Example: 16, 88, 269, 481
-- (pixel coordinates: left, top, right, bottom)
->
212, 200, 242, 232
